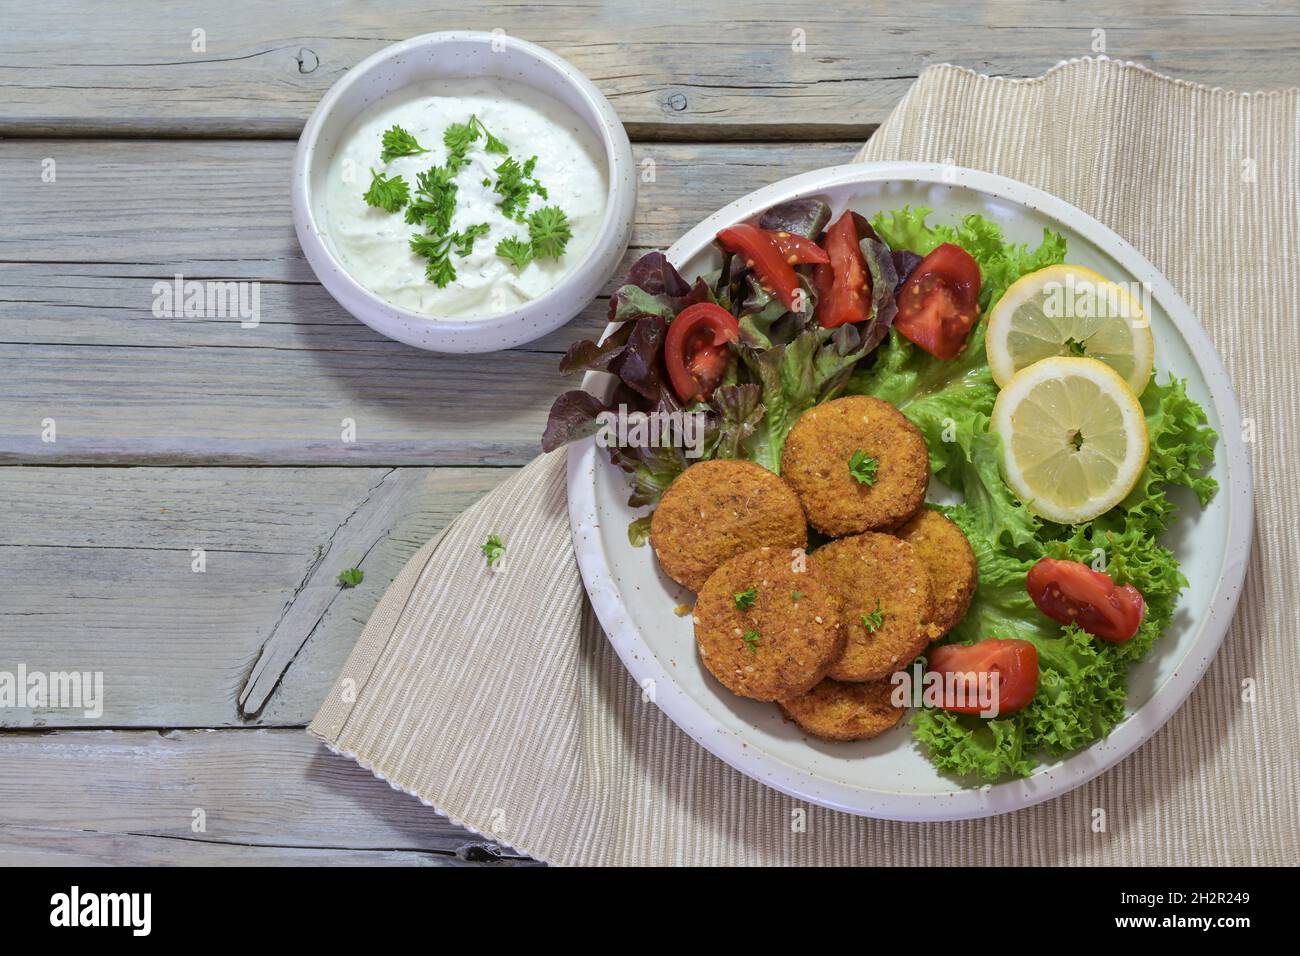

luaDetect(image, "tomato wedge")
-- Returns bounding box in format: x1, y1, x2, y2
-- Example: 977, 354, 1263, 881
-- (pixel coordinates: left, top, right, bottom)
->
768, 230, 830, 266
927, 639, 1039, 716
1026, 558, 1146, 643
715, 224, 802, 311
894, 242, 981, 359
815, 210, 871, 329
664, 303, 741, 404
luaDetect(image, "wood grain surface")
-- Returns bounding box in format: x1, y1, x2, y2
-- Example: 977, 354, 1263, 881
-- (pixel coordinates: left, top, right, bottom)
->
0, 140, 858, 466
2, 0, 1296, 866
3, 1, 1298, 139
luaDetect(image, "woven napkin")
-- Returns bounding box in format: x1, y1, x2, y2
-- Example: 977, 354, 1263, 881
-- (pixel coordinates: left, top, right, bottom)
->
312, 58, 1300, 865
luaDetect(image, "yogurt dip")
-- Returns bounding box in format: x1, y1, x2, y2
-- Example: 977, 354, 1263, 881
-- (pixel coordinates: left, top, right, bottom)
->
321, 77, 609, 321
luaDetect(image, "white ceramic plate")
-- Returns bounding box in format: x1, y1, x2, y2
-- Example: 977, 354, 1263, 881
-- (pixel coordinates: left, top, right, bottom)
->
567, 162, 1253, 820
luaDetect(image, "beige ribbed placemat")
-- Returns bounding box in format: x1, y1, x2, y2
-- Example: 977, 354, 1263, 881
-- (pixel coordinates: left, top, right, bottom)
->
311, 57, 1300, 866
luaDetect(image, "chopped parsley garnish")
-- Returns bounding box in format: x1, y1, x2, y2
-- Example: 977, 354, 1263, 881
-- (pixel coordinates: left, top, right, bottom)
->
409, 233, 457, 287
495, 236, 534, 270
527, 206, 572, 260
481, 533, 505, 569
444, 114, 509, 159
410, 225, 492, 288
406, 165, 458, 234
492, 155, 547, 221
337, 567, 364, 588
379, 125, 429, 162
453, 222, 491, 257
791, 590, 803, 603
742, 629, 761, 655
861, 599, 885, 633
848, 448, 879, 486
733, 587, 757, 611
368, 117, 568, 290
363, 170, 409, 213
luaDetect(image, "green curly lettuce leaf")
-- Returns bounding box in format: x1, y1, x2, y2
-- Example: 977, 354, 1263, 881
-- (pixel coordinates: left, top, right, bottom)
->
855, 209, 1218, 781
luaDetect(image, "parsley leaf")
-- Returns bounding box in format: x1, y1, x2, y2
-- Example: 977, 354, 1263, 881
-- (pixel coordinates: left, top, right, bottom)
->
527, 205, 572, 259
443, 114, 508, 163
453, 222, 491, 257
492, 155, 546, 221
861, 599, 885, 633
379, 125, 429, 162
362, 169, 409, 213
481, 533, 506, 568
791, 590, 803, 603
411, 224, 489, 288
733, 587, 757, 611
474, 115, 508, 155
409, 233, 456, 287
337, 567, 364, 588
848, 448, 879, 486
742, 629, 761, 655
495, 236, 534, 270
405, 165, 458, 235
442, 120, 478, 161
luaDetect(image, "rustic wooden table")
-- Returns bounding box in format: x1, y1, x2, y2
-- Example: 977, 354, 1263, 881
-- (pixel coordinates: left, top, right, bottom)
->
2, 0, 1296, 866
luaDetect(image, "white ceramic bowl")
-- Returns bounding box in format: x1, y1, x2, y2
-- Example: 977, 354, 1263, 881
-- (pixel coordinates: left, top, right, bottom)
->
292, 31, 636, 354
568, 162, 1253, 820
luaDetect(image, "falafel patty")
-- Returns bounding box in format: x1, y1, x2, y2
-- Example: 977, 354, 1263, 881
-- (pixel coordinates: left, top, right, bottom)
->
809, 532, 939, 682
693, 546, 845, 701
895, 507, 979, 636
778, 678, 906, 741
779, 395, 929, 536
651, 459, 807, 592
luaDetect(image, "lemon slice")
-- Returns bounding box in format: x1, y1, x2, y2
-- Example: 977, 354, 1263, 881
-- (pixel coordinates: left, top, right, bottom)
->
986, 264, 1154, 395
991, 356, 1148, 525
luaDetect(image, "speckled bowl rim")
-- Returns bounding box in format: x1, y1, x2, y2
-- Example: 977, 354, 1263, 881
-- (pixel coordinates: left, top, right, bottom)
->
292, 31, 636, 354
567, 161, 1254, 821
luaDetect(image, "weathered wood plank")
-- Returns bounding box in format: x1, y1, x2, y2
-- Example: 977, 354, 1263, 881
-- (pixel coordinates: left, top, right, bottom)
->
238, 468, 427, 718
2, 1, 1298, 139
0, 826, 504, 866
0, 139, 859, 466
0, 466, 513, 728
0, 140, 857, 271
0, 729, 534, 864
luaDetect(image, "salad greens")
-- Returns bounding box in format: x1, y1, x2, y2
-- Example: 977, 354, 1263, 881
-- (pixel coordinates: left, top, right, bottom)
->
543, 202, 1218, 782
849, 208, 1218, 779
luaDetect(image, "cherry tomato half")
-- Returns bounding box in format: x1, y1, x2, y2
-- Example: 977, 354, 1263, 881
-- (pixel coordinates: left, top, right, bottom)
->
1026, 557, 1146, 643
894, 243, 981, 359
664, 303, 741, 404
768, 230, 830, 266
927, 639, 1039, 716
815, 210, 872, 329
715, 223, 802, 312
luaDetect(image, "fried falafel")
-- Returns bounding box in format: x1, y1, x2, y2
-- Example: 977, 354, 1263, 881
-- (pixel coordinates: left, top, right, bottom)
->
809, 532, 939, 681
780, 395, 929, 536
651, 459, 807, 592
778, 677, 906, 741
895, 507, 979, 636
693, 546, 845, 701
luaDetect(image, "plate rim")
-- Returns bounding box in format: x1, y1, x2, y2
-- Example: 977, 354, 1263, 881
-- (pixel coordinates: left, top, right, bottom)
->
566, 160, 1254, 821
